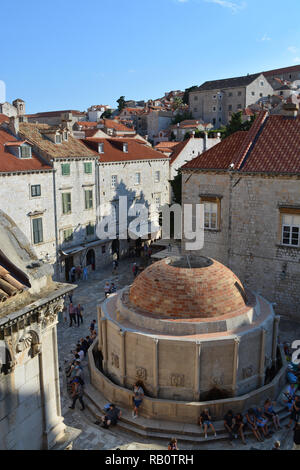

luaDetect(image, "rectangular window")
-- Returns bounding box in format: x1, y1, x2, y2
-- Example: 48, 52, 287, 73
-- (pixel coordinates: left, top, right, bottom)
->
135, 172, 141, 185
84, 190, 93, 209
228, 92, 233, 97
61, 163, 70, 176
237, 104, 242, 109
194, 96, 198, 101
123, 143, 128, 153
260, 81, 264, 86
251, 91, 255, 96
62, 192, 72, 214
63, 228, 73, 242
204, 202, 218, 229
31, 184, 41, 197
20, 146, 32, 158
281, 214, 300, 247
102, 245, 106, 254
55, 134, 62, 144
86, 223, 95, 236
84, 162, 92, 174
154, 171, 160, 183
32, 218, 43, 244
63, 131, 68, 141
111, 175, 118, 188
228, 105, 232, 111
98, 143, 104, 153
212, 106, 216, 112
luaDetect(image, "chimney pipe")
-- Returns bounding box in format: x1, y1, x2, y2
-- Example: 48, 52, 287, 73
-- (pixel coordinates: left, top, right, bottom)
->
8, 116, 19, 136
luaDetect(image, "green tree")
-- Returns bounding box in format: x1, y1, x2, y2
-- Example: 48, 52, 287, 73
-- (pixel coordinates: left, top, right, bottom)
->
102, 109, 112, 119
184, 131, 191, 140
171, 110, 193, 125
172, 96, 183, 110
223, 111, 256, 139
117, 96, 126, 112
170, 131, 176, 141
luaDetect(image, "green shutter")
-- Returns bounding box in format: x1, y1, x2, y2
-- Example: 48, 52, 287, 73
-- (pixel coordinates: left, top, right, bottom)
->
61, 163, 70, 175
32, 218, 43, 244
62, 193, 71, 214
84, 162, 92, 174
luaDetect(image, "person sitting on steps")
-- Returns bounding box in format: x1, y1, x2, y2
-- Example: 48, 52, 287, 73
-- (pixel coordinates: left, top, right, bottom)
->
199, 408, 217, 439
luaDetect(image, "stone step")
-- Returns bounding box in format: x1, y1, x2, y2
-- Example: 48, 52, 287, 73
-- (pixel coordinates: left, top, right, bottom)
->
83, 383, 291, 444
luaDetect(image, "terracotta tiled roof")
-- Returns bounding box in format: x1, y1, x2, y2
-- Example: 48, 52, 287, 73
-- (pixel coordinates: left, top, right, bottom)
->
102, 119, 135, 132
154, 141, 179, 149
0, 114, 9, 125
0, 264, 26, 302
182, 112, 300, 174
82, 138, 169, 163
263, 64, 300, 77
195, 73, 261, 92
19, 123, 96, 160
26, 109, 85, 118
0, 127, 52, 173
243, 107, 255, 116
76, 121, 98, 128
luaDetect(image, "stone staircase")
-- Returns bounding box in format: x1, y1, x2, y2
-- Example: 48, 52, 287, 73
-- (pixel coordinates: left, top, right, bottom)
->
83, 382, 291, 446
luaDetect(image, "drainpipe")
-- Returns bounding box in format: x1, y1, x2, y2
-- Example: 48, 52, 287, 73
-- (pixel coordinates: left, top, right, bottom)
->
227, 171, 234, 269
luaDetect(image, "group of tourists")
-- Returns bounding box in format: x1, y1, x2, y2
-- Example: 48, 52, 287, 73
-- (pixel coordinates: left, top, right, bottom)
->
100, 380, 145, 430
66, 319, 98, 411
69, 265, 88, 283
104, 281, 117, 298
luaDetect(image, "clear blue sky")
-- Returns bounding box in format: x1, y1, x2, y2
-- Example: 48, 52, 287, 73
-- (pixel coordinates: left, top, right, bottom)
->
1, 0, 300, 113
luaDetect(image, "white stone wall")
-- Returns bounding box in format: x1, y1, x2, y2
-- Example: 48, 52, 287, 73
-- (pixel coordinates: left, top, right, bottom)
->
170, 137, 220, 179
0, 171, 56, 263
98, 158, 170, 249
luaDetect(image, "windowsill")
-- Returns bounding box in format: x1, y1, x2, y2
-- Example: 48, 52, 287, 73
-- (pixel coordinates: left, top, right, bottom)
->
276, 244, 300, 251
33, 241, 45, 246
204, 228, 221, 233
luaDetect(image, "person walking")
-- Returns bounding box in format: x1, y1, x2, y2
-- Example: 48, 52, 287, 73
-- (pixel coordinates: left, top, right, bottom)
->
69, 302, 77, 327
83, 266, 88, 281
69, 377, 85, 411
70, 266, 76, 283
76, 303, 84, 326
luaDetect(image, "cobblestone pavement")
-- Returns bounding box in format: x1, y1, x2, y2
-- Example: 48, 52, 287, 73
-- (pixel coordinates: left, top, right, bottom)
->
57, 257, 298, 451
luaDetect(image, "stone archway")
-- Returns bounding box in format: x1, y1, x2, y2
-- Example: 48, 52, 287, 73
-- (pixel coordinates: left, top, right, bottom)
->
86, 249, 96, 271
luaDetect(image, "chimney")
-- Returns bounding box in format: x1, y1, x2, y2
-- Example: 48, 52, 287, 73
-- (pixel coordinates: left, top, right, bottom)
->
203, 131, 208, 151
281, 102, 298, 117
8, 116, 19, 136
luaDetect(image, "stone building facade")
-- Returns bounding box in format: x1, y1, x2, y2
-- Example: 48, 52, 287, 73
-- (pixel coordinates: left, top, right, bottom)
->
0, 210, 73, 449
189, 73, 273, 126
181, 110, 300, 320
82, 137, 170, 257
